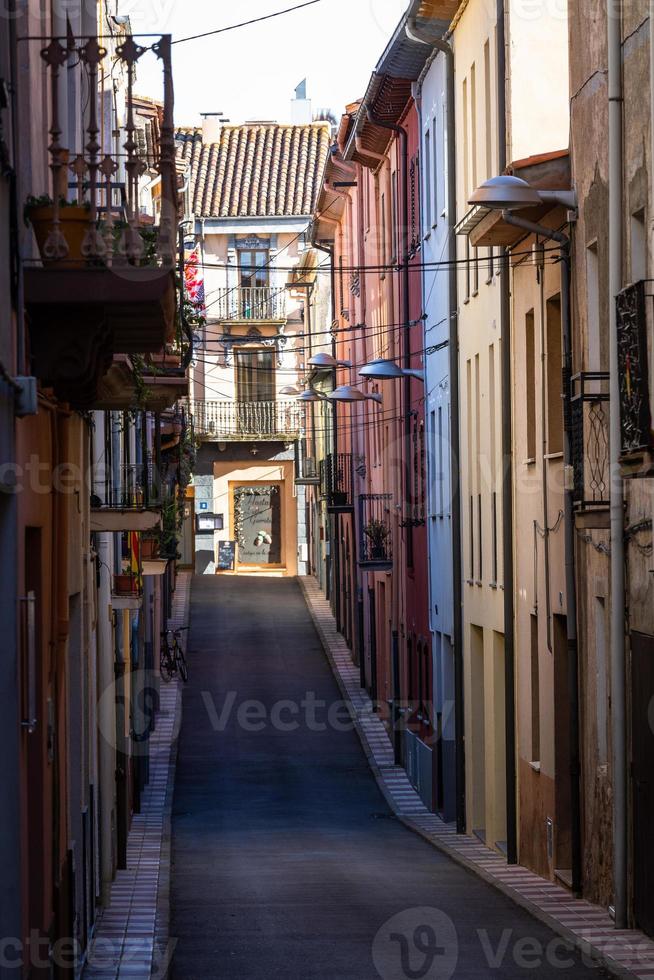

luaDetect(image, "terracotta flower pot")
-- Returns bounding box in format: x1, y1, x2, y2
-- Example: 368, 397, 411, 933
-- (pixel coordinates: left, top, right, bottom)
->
140, 538, 160, 559
28, 206, 91, 267
114, 574, 139, 595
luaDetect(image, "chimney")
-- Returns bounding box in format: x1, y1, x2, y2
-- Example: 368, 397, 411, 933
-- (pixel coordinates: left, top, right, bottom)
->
201, 113, 225, 142
291, 80, 312, 126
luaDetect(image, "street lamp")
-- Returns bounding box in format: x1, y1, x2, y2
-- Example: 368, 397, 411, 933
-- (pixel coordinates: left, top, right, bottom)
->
279, 385, 300, 396
307, 352, 352, 369
359, 358, 425, 383
469, 174, 577, 212
326, 385, 382, 404
296, 388, 327, 402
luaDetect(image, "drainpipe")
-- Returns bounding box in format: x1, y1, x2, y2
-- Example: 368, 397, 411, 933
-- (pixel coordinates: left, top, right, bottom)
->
405, 11, 464, 835
495, 0, 519, 867
364, 107, 413, 570
608, 0, 627, 929
501, 210, 582, 894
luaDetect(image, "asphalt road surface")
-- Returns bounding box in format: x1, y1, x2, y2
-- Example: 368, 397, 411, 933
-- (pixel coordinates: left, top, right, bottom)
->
171, 576, 608, 980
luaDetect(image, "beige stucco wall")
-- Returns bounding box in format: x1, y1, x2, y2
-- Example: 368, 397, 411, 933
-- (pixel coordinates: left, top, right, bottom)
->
454, 0, 507, 850
192, 231, 307, 407
213, 459, 298, 575
507, 0, 570, 161
512, 236, 569, 877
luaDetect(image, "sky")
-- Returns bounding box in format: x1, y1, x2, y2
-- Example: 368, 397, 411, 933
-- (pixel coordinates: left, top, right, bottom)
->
124, 0, 408, 125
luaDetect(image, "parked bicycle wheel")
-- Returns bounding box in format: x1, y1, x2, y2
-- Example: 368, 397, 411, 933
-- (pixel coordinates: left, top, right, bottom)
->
160, 646, 175, 683
176, 644, 189, 683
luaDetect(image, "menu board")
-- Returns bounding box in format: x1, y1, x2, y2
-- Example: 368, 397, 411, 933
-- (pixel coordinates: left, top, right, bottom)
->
217, 540, 236, 571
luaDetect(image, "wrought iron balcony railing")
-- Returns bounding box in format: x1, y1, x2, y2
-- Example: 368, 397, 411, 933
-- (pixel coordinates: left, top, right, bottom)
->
320, 453, 354, 511
570, 372, 610, 510
616, 281, 654, 470
30, 31, 176, 269
358, 493, 394, 569
213, 287, 287, 322
294, 440, 321, 485
92, 462, 162, 511
192, 400, 302, 441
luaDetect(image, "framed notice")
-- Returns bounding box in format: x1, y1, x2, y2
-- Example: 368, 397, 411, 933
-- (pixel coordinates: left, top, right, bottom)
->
196, 513, 224, 532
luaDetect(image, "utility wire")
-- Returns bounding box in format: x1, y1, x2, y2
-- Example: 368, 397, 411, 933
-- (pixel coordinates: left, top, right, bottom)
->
172, 1, 324, 45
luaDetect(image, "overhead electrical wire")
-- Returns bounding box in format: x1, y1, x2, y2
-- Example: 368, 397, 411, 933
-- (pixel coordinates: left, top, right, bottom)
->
171, 0, 324, 45
187, 245, 562, 276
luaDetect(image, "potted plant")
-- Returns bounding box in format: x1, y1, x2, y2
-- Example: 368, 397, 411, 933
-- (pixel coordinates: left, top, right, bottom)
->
24, 195, 91, 267
114, 573, 140, 595
140, 533, 160, 560
364, 518, 390, 561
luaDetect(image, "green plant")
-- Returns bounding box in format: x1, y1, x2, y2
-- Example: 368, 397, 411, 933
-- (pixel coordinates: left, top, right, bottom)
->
24, 195, 89, 225
363, 519, 390, 551
129, 354, 152, 408
160, 492, 184, 560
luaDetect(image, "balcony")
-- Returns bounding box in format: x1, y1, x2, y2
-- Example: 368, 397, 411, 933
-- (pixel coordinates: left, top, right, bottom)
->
24, 31, 178, 408
320, 453, 354, 511
192, 400, 302, 441
571, 373, 610, 524
294, 441, 321, 486
616, 281, 654, 476
213, 287, 287, 322
95, 355, 189, 412
358, 493, 394, 570
91, 463, 162, 533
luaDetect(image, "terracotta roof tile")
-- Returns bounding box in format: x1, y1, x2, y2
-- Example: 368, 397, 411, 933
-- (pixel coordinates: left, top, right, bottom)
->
176, 123, 331, 219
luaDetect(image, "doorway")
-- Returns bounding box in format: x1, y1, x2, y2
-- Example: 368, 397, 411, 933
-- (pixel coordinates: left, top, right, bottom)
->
553, 614, 572, 874
470, 625, 486, 839
632, 631, 654, 937
233, 483, 283, 568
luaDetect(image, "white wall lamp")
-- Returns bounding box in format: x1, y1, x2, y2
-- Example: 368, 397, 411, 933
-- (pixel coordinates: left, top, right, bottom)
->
279, 385, 301, 395
468, 174, 577, 213
307, 352, 352, 369
359, 358, 425, 383
296, 388, 327, 402
327, 385, 382, 404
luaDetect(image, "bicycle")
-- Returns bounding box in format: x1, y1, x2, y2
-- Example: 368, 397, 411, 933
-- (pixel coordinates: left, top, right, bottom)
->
160, 626, 189, 683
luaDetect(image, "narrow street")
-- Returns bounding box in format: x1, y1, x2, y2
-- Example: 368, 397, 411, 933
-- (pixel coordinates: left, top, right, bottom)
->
170, 577, 606, 980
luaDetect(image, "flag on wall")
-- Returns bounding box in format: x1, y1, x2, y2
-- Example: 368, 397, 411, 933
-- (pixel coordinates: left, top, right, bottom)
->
184, 245, 206, 316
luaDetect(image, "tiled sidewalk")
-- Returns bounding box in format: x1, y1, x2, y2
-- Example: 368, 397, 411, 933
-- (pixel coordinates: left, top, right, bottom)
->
83, 571, 191, 980
299, 574, 654, 980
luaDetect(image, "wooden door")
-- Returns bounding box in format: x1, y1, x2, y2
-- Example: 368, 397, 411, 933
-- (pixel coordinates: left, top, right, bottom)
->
632, 631, 654, 937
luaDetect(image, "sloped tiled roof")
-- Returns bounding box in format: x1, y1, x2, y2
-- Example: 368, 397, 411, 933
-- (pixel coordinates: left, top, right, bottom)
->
176, 123, 331, 218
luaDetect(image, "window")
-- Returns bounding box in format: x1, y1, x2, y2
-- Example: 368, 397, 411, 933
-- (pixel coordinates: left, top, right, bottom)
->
631, 209, 647, 283
484, 40, 492, 180
586, 242, 601, 370
432, 117, 439, 225
546, 295, 563, 454
473, 246, 479, 295
410, 153, 420, 253
391, 170, 398, 262
595, 597, 608, 767
380, 191, 387, 271
525, 309, 536, 459
531, 614, 540, 763
462, 77, 469, 201
236, 349, 275, 402
424, 130, 432, 231
470, 62, 478, 194
238, 249, 269, 288
464, 236, 471, 302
